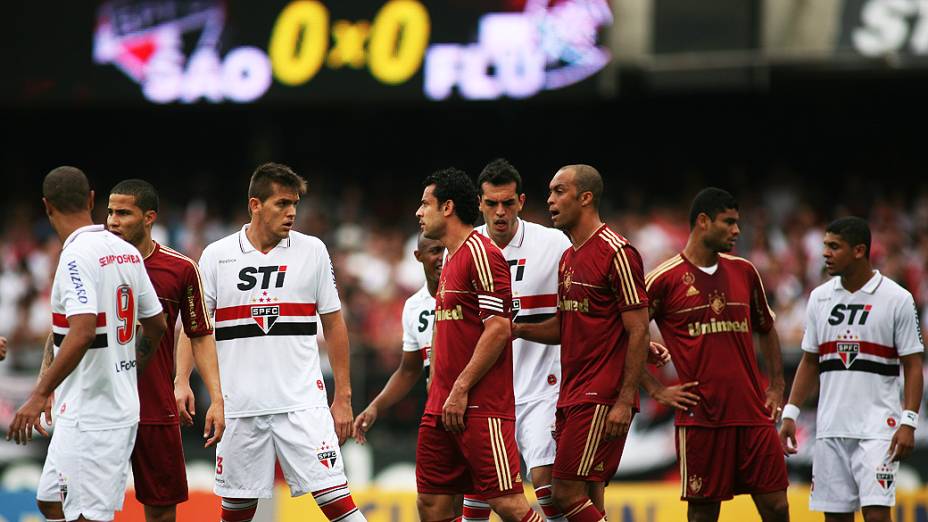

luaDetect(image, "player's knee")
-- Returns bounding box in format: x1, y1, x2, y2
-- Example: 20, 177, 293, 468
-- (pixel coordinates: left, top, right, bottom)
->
143, 504, 176, 522
687, 501, 720, 522
36, 499, 64, 519
760, 498, 789, 522
551, 487, 583, 514
486, 494, 528, 521
861, 506, 892, 522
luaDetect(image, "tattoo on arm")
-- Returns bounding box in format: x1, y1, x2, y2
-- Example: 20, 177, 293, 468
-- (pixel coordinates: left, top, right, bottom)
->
39, 333, 55, 379
136, 334, 156, 371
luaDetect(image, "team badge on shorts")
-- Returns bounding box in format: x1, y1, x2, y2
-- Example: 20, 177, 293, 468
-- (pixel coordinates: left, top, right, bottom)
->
876, 463, 895, 489
251, 304, 279, 334
837, 342, 860, 368
317, 442, 338, 469
688, 474, 703, 495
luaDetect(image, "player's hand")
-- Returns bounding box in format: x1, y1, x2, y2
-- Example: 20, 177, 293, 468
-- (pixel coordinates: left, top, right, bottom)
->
6, 392, 50, 444
764, 386, 785, 422
331, 394, 354, 445
41, 392, 54, 427
647, 341, 670, 367
174, 380, 196, 427
442, 387, 468, 433
779, 419, 799, 456
889, 425, 915, 462
203, 399, 225, 448
604, 401, 633, 440
0, 336, 7, 361
653, 381, 699, 411
353, 405, 378, 445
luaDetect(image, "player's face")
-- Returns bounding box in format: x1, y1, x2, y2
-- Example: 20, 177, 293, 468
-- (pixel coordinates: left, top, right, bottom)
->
106, 194, 150, 248
415, 238, 445, 282
479, 182, 525, 241
547, 169, 580, 230
822, 232, 861, 276
705, 208, 740, 253
416, 184, 446, 240
253, 183, 299, 240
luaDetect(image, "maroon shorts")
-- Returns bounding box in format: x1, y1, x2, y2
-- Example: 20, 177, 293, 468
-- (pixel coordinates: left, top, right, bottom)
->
676, 425, 789, 502
131, 423, 189, 506
416, 414, 523, 499
553, 403, 630, 482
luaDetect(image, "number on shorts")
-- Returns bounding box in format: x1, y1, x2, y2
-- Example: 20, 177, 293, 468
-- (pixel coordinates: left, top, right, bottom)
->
216, 456, 224, 475
115, 285, 135, 345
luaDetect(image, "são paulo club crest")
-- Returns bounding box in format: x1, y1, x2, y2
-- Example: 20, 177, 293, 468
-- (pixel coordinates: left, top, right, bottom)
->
317, 442, 338, 469
837, 342, 860, 368
251, 305, 279, 334
876, 462, 895, 489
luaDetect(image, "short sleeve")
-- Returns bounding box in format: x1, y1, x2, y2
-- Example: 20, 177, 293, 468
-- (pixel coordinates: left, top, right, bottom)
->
401, 300, 421, 352
895, 293, 925, 357
198, 246, 218, 317
800, 296, 820, 353
468, 239, 511, 321
179, 260, 214, 337
316, 242, 342, 315
136, 269, 163, 319
58, 251, 99, 317
748, 263, 775, 334
645, 268, 667, 320
610, 246, 648, 312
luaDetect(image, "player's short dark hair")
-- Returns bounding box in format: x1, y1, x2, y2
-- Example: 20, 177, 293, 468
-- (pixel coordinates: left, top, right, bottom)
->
248, 162, 307, 202
562, 164, 603, 207
478, 158, 522, 195
689, 187, 739, 228
110, 179, 159, 213
43, 166, 90, 214
826, 216, 871, 257
422, 167, 479, 225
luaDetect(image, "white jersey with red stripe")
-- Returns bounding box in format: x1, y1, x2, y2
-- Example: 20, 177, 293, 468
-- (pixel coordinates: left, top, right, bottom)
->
477, 219, 570, 404
401, 284, 435, 370
802, 270, 925, 440
199, 225, 341, 418
50, 225, 162, 430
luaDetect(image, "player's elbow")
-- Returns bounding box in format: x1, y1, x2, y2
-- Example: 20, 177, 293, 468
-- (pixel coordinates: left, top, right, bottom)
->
141, 313, 168, 340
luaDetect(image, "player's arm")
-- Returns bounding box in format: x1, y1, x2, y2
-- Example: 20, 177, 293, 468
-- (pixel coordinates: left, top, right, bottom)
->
0, 336, 7, 361
136, 312, 168, 373
320, 310, 354, 444
757, 326, 787, 421
443, 315, 511, 433
176, 330, 225, 447
779, 351, 819, 455
891, 353, 924, 461
511, 315, 560, 345
641, 370, 699, 411
354, 350, 423, 444
607, 306, 649, 440
7, 314, 97, 444
174, 329, 196, 425
36, 333, 55, 426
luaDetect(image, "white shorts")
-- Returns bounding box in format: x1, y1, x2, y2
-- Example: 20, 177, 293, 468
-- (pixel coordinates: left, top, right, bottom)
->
214, 407, 348, 499
810, 437, 897, 512
515, 397, 557, 471
36, 422, 137, 522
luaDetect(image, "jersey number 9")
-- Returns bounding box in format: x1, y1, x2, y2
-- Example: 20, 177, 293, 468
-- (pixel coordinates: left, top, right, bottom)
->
116, 285, 136, 345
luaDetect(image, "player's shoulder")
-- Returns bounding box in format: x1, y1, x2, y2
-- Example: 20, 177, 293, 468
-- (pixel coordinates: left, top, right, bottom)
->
808, 278, 837, 302
645, 254, 685, 290
201, 230, 242, 259
287, 230, 326, 249
595, 226, 643, 264
522, 220, 570, 245
718, 253, 761, 274
465, 230, 503, 259
155, 243, 200, 272
873, 272, 914, 302
403, 285, 433, 312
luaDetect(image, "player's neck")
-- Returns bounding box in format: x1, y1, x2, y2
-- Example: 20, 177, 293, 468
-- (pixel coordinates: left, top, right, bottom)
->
136, 236, 156, 259
442, 222, 474, 256
840, 263, 875, 293
426, 276, 439, 297
682, 236, 719, 267
245, 223, 281, 253
54, 213, 94, 243
568, 215, 603, 249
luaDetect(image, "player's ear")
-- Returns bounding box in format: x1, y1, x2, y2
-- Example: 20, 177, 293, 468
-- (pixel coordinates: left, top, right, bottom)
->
248, 196, 262, 216
42, 197, 53, 217
413, 249, 422, 262
518, 193, 526, 208
853, 243, 867, 260
442, 199, 454, 217
144, 210, 157, 228
88, 189, 95, 212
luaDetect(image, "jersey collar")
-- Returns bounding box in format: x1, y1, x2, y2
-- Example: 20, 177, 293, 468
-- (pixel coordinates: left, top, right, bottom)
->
238, 224, 291, 253
63, 224, 104, 249
833, 270, 883, 294
510, 218, 526, 248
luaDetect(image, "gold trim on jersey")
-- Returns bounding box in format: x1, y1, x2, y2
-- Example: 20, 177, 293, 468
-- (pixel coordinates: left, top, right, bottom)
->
599, 229, 641, 305
466, 236, 495, 292
678, 427, 687, 497
645, 255, 684, 292
720, 254, 777, 320
488, 418, 512, 490
668, 302, 748, 316
578, 404, 608, 476
159, 244, 214, 330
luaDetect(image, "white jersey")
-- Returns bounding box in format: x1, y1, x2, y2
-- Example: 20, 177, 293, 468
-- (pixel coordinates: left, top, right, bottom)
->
401, 284, 435, 370
199, 225, 341, 418
50, 225, 162, 430
802, 270, 925, 439
477, 219, 570, 404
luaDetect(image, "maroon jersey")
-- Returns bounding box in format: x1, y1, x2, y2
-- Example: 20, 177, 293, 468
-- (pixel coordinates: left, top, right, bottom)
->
557, 225, 648, 408
425, 231, 515, 420
140, 242, 213, 425
646, 253, 776, 427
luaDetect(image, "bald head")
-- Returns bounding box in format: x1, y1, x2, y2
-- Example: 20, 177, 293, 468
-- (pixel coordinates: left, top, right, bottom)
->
43, 166, 91, 214
417, 233, 442, 251
560, 164, 603, 207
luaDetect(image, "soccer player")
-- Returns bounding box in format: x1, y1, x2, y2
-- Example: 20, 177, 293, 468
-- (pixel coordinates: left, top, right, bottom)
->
198, 163, 364, 522
513, 164, 650, 522
642, 188, 789, 522
8, 166, 167, 522
353, 234, 444, 443
104, 179, 225, 522
464, 158, 571, 522
779, 217, 924, 522
414, 167, 542, 522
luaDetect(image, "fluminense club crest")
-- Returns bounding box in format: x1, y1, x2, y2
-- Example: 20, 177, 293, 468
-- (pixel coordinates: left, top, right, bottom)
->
708, 290, 726, 315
